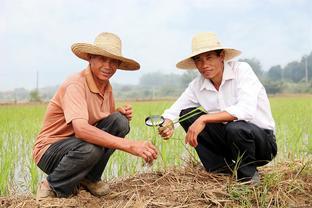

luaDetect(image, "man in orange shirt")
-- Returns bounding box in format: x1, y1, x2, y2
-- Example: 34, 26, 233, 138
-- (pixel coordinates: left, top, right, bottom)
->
33, 32, 158, 200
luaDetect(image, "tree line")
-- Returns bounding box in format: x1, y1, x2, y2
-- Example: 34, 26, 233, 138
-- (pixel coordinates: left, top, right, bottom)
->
0, 51, 311, 103
115, 51, 312, 100
239, 51, 312, 94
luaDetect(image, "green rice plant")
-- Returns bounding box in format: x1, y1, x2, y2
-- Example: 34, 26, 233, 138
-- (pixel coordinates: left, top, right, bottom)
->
270, 96, 312, 159
0, 133, 18, 195
0, 104, 45, 195
227, 184, 253, 207
262, 172, 282, 188
28, 158, 41, 194
0, 96, 311, 196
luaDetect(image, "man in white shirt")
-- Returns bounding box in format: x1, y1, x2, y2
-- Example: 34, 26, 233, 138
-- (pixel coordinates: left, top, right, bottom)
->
159, 32, 277, 182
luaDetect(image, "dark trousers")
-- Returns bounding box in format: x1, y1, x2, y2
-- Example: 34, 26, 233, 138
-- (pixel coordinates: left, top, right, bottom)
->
179, 108, 277, 180
37, 112, 130, 197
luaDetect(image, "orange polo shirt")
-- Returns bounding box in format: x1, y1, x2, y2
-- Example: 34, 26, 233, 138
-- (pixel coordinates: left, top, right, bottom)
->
33, 68, 115, 164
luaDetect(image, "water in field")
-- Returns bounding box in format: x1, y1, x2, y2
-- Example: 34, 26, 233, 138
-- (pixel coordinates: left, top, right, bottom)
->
0, 97, 311, 195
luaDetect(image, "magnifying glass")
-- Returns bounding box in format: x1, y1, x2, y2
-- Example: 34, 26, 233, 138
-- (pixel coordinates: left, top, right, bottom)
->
145, 106, 206, 127
145, 115, 165, 127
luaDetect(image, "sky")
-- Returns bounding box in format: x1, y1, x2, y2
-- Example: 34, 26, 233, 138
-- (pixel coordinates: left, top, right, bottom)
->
1, 0, 311, 91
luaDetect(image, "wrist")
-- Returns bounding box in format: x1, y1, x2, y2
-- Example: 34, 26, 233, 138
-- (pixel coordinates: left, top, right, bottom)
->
199, 114, 209, 124
118, 138, 131, 152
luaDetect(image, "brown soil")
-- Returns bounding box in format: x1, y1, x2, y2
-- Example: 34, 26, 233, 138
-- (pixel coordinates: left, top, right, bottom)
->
1, 161, 311, 208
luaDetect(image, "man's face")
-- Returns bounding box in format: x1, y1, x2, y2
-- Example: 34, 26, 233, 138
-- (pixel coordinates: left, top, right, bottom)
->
193, 51, 224, 80
89, 55, 120, 81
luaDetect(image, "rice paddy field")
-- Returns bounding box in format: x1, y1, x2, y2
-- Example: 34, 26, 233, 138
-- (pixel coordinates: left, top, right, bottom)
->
0, 95, 311, 207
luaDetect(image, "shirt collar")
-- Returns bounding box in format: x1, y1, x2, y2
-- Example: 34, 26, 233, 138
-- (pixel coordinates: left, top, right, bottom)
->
83, 67, 112, 94
200, 77, 215, 91
223, 61, 235, 81
199, 61, 235, 91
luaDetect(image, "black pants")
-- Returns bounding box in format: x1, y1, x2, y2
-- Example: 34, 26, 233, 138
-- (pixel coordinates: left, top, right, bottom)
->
179, 108, 277, 180
37, 112, 130, 197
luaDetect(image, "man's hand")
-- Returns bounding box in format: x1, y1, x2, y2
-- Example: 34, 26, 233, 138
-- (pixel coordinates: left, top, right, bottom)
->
158, 119, 174, 140
128, 140, 158, 164
117, 104, 132, 121
185, 116, 206, 147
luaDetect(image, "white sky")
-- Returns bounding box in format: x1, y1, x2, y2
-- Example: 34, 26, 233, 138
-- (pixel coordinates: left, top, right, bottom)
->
1, 0, 311, 91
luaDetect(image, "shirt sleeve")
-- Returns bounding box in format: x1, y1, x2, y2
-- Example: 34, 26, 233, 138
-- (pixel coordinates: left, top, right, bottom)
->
224, 62, 263, 121
162, 80, 200, 121
61, 83, 89, 124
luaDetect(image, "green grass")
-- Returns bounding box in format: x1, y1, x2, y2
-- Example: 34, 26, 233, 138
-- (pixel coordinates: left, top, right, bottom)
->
0, 104, 46, 195
0, 96, 311, 196
104, 100, 190, 179
270, 96, 312, 159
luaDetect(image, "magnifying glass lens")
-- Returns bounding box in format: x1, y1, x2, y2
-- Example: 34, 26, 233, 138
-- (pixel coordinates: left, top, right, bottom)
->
145, 115, 165, 126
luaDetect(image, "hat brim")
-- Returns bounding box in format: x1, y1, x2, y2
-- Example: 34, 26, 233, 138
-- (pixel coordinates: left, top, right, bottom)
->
176, 47, 241, 69
71, 43, 140, 71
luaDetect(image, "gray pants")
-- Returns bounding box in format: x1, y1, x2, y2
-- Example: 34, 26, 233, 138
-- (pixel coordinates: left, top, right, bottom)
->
37, 112, 130, 197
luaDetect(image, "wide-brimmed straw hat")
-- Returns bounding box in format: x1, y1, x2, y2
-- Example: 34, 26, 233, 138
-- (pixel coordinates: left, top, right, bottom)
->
176, 32, 241, 69
71, 32, 140, 70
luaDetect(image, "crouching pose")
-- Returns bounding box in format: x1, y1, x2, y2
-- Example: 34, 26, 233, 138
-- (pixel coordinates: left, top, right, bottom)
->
159, 32, 277, 183
33, 32, 158, 200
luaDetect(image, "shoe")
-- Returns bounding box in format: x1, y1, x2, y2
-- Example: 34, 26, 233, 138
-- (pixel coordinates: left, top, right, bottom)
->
238, 170, 260, 185
80, 179, 110, 196
36, 181, 55, 202
250, 170, 260, 185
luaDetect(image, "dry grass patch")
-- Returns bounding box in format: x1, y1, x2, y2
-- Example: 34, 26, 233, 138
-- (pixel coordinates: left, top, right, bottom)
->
1, 160, 311, 208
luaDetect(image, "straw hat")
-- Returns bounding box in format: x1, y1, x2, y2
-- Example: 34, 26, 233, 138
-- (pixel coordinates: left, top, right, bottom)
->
176, 32, 241, 69
71, 32, 140, 70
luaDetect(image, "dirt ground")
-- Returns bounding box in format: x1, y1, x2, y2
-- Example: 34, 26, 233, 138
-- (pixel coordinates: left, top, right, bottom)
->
1, 161, 311, 208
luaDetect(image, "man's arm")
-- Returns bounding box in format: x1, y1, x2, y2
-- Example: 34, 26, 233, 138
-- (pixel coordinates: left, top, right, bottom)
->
185, 111, 236, 147
72, 119, 157, 163
61, 83, 157, 162
159, 79, 200, 139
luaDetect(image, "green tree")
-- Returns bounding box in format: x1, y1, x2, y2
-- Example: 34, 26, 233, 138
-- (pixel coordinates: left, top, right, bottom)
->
300, 52, 312, 82
139, 72, 181, 88
262, 81, 283, 94
239, 58, 263, 79
267, 65, 282, 81
29, 90, 41, 102
180, 70, 199, 88
284, 61, 304, 82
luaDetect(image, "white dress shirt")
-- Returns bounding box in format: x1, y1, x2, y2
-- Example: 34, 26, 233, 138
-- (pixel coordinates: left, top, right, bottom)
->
163, 61, 275, 132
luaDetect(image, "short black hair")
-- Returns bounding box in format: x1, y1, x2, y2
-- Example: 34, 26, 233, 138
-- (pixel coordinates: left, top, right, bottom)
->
192, 49, 223, 60
215, 49, 223, 56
